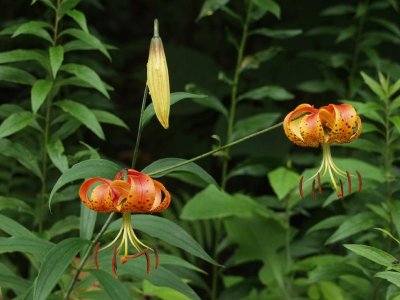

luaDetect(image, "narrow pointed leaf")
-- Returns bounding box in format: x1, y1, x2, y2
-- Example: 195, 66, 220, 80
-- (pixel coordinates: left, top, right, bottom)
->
0, 196, 34, 216
0, 214, 36, 238
66, 9, 89, 33
0, 66, 36, 85
344, 244, 396, 267
92, 109, 129, 129
326, 213, 377, 244
0, 237, 53, 262
0, 139, 41, 178
57, 100, 104, 139
0, 49, 47, 66
90, 269, 132, 300
47, 138, 69, 172
12, 21, 52, 43
375, 271, 400, 288
33, 238, 88, 300
61, 64, 109, 97
142, 157, 218, 187
31, 79, 53, 113
49, 46, 64, 78
0, 111, 35, 139
80, 203, 97, 241
62, 29, 110, 60
197, 0, 230, 20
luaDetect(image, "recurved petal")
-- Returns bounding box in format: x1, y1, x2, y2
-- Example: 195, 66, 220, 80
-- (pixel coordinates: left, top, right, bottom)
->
79, 177, 115, 212
283, 103, 319, 147
150, 180, 171, 212
321, 104, 362, 144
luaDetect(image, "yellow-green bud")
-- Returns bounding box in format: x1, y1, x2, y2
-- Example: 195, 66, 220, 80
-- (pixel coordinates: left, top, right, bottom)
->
146, 19, 170, 129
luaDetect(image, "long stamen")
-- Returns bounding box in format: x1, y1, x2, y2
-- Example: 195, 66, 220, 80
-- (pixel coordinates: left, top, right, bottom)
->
356, 170, 362, 192
152, 245, 159, 269
94, 242, 101, 269
121, 249, 147, 264
317, 172, 322, 193
144, 250, 151, 275
346, 171, 352, 194
112, 244, 118, 279
101, 225, 124, 251
299, 176, 304, 199
327, 164, 340, 195
312, 179, 316, 201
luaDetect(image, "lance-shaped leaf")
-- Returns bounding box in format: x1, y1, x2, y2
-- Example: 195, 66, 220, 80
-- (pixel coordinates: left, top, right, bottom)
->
33, 238, 88, 300
49, 46, 64, 78
31, 79, 53, 113
47, 138, 69, 172
0, 111, 35, 139
61, 64, 109, 98
56, 100, 105, 140
12, 21, 52, 43
0, 66, 36, 85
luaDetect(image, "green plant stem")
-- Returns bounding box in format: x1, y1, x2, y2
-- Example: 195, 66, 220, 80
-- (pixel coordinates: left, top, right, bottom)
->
284, 197, 292, 299
384, 95, 394, 252
131, 85, 148, 168
148, 121, 283, 177
63, 212, 115, 299
64, 85, 149, 298
38, 0, 61, 232
220, 0, 253, 189
347, 0, 369, 98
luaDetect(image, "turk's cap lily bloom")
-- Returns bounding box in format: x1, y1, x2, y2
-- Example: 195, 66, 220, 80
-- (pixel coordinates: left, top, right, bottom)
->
147, 19, 170, 129
79, 168, 171, 278
79, 169, 170, 213
284, 103, 363, 199
284, 103, 362, 147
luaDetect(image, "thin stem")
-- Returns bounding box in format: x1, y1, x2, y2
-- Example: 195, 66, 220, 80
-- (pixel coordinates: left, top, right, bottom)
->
131, 86, 149, 168
148, 121, 283, 177
347, 0, 369, 98
220, 0, 253, 189
52, 0, 61, 46
38, 0, 61, 232
64, 85, 149, 297
63, 212, 115, 299
384, 94, 394, 251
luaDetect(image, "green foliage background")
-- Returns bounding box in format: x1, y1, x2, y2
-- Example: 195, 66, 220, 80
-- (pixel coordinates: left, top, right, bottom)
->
0, 0, 400, 299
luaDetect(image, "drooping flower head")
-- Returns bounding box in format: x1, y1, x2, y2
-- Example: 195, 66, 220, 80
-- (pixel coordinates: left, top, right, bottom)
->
284, 103, 362, 199
147, 19, 170, 129
79, 169, 171, 278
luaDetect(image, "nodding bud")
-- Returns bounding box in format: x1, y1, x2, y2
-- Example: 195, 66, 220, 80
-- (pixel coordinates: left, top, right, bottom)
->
147, 19, 170, 129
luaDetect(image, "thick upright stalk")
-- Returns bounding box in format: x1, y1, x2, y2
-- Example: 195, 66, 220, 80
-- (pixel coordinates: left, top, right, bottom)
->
38, 0, 61, 232
220, 0, 253, 189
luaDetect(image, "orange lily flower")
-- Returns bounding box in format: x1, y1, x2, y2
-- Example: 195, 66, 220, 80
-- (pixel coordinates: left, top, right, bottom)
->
79, 169, 171, 278
284, 103, 362, 199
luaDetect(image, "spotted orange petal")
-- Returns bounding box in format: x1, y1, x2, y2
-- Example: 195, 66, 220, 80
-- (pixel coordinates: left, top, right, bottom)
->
284, 104, 321, 147
79, 178, 116, 212
320, 104, 362, 144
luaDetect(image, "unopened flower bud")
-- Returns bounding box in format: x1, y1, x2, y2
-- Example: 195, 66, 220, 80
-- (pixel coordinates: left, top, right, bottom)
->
147, 19, 170, 129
